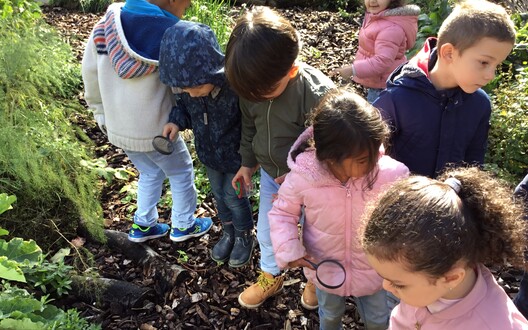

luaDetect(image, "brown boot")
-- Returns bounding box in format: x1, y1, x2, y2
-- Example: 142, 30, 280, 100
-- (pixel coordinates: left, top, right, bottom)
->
238, 271, 284, 309
301, 280, 318, 310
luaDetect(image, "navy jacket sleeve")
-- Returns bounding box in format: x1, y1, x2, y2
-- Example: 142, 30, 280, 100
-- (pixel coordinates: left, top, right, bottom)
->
168, 97, 192, 130
463, 106, 490, 165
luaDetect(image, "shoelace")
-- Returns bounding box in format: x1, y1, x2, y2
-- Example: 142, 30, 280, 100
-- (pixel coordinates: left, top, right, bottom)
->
256, 271, 276, 290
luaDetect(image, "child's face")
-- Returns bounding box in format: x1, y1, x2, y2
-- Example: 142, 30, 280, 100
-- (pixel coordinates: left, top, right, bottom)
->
339, 151, 370, 179
329, 150, 371, 182
448, 37, 514, 94
367, 254, 451, 308
364, 0, 391, 14
182, 84, 215, 97
165, 0, 191, 18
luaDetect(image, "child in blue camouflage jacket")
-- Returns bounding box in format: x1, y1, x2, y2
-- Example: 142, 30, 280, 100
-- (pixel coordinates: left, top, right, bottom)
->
159, 20, 254, 267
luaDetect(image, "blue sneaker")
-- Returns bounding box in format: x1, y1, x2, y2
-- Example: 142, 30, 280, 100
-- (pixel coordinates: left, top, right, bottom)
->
128, 223, 170, 243
170, 217, 213, 242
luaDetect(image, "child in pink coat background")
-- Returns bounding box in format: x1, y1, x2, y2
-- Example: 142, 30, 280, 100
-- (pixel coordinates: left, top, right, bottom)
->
332, 0, 419, 103
269, 88, 409, 329
363, 167, 528, 329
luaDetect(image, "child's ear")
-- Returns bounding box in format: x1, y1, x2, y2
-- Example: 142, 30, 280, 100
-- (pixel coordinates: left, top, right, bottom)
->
288, 65, 300, 79
441, 266, 466, 289
439, 43, 455, 62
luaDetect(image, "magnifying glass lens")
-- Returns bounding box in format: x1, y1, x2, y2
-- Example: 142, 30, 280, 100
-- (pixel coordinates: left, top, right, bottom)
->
317, 260, 346, 289
152, 136, 174, 155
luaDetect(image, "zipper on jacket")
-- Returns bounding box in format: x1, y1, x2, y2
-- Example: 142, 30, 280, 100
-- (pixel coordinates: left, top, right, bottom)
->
266, 99, 281, 177
414, 322, 421, 330
343, 182, 351, 198
201, 98, 208, 125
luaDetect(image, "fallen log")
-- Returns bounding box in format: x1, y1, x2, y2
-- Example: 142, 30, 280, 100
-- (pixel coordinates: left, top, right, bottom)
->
103, 229, 189, 295
71, 275, 153, 308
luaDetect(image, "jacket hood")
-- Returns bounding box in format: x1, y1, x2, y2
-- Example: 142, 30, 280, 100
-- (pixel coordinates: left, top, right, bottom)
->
91, 3, 178, 79
159, 20, 225, 88
386, 37, 436, 92
286, 126, 335, 185
378, 5, 420, 49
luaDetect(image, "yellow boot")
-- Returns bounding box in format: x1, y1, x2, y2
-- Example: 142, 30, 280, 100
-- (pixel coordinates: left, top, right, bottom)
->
238, 271, 284, 308
301, 280, 318, 310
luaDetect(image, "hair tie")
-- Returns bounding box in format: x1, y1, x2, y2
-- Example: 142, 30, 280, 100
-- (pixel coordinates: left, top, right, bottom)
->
444, 177, 462, 194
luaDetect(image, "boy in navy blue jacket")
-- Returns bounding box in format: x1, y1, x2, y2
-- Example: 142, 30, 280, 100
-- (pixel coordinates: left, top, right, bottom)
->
159, 21, 254, 267
373, 0, 516, 178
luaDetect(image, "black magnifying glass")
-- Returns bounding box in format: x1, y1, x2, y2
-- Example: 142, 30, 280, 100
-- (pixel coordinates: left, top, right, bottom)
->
152, 134, 174, 155
303, 258, 346, 289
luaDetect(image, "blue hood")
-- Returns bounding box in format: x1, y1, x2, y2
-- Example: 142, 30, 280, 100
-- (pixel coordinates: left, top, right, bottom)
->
159, 20, 225, 88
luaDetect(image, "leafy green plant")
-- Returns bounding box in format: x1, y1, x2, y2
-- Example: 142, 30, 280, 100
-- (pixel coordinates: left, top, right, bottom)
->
0, 193, 16, 216
79, 0, 112, 14
176, 250, 189, 264
80, 158, 136, 184
508, 13, 528, 70
0, 283, 100, 330
119, 181, 138, 216
194, 162, 212, 204
0, 238, 41, 283
0, 199, 98, 329
0, 11, 104, 249
23, 259, 73, 297
407, 0, 453, 57
185, 0, 234, 51
485, 66, 528, 184
0, 0, 41, 23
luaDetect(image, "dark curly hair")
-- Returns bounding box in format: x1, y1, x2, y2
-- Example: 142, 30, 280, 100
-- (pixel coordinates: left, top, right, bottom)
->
362, 167, 527, 278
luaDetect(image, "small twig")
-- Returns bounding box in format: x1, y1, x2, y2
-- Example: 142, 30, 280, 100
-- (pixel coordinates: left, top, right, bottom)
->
210, 305, 229, 316
50, 219, 89, 270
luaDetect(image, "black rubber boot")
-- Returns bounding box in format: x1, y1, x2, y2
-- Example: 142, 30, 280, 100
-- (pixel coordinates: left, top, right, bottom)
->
229, 228, 255, 268
211, 222, 234, 263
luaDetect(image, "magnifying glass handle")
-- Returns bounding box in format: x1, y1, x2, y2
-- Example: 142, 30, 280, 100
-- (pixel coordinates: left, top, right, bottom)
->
303, 257, 318, 270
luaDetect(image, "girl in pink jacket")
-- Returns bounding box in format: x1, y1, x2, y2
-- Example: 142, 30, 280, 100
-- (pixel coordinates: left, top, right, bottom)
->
363, 167, 528, 330
332, 0, 419, 103
269, 88, 409, 330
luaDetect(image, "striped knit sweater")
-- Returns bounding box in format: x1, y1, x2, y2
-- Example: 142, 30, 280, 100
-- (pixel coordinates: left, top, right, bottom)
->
81, 2, 179, 152
92, 7, 158, 79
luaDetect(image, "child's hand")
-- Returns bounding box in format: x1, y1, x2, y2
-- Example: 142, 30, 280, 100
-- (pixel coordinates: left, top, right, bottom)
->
163, 123, 180, 141
274, 173, 287, 185
288, 256, 316, 270
231, 165, 258, 191
329, 65, 354, 80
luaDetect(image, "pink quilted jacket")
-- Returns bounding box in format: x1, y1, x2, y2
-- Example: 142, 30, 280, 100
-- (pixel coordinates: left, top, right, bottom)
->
390, 265, 528, 329
269, 127, 409, 297
353, 5, 420, 89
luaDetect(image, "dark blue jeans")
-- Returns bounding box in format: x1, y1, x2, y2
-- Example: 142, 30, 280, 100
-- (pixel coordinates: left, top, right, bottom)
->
205, 166, 253, 231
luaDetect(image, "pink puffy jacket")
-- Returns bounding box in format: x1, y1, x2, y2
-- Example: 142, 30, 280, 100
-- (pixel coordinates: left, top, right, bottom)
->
269, 127, 409, 297
390, 264, 528, 329
353, 5, 420, 89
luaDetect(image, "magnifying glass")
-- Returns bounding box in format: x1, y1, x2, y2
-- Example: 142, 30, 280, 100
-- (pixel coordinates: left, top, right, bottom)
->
152, 134, 174, 155
303, 258, 346, 289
